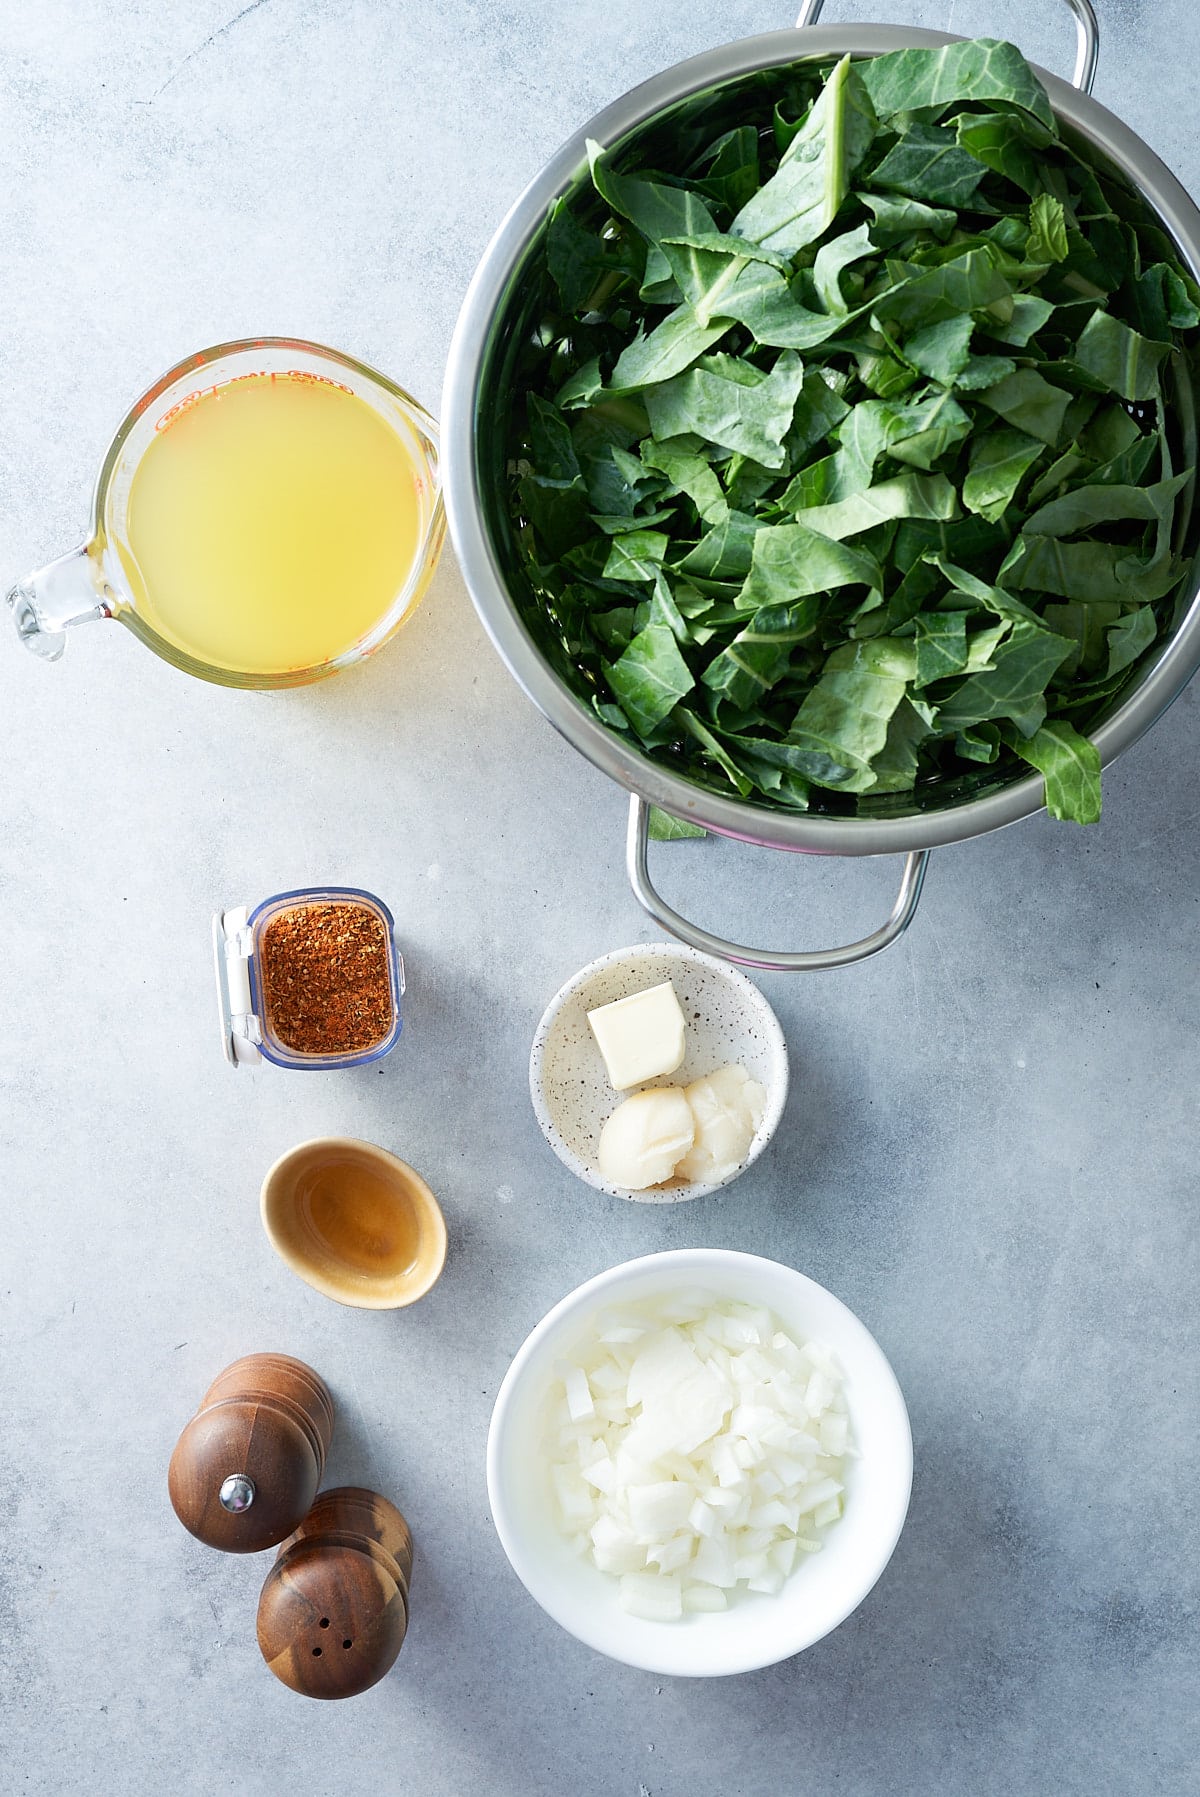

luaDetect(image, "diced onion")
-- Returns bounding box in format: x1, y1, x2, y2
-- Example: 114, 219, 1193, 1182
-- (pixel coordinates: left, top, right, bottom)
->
545, 1295, 851, 1621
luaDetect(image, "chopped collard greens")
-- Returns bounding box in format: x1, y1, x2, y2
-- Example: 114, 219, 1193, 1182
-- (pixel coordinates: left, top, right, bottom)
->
506, 40, 1200, 824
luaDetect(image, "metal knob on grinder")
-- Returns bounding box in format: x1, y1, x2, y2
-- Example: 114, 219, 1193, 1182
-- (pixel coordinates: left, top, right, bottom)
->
167, 1354, 335, 1553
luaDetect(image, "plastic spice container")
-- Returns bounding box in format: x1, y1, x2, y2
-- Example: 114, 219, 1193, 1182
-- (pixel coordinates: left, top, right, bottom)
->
212, 887, 404, 1069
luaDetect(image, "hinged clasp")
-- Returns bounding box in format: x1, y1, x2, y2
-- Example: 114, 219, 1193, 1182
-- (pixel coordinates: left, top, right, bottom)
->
212, 907, 263, 1067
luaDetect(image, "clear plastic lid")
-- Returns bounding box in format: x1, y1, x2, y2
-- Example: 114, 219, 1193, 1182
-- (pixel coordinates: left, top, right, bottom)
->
213, 887, 404, 1069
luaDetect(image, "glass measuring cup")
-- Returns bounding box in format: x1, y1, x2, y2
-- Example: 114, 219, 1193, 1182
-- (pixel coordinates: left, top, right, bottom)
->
7, 337, 445, 688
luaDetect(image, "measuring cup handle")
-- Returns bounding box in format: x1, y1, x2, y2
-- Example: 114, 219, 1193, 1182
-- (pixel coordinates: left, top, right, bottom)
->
794, 0, 1099, 95
7, 544, 110, 662
625, 795, 930, 973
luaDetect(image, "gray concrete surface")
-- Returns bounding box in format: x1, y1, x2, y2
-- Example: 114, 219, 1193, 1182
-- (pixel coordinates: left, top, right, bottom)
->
2, 2, 1198, 1792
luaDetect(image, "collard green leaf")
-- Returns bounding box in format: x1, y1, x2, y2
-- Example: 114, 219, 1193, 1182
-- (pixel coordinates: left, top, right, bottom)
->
527, 394, 582, 485
644, 352, 805, 470
788, 371, 852, 460
639, 244, 680, 305
902, 314, 973, 385
934, 621, 1074, 731
1041, 600, 1120, 678
587, 143, 718, 247
868, 123, 988, 209
1021, 472, 1189, 539
1025, 445, 1093, 508
677, 254, 880, 350
591, 507, 676, 534
1085, 433, 1164, 495
871, 696, 933, 792
913, 610, 970, 686
738, 522, 881, 609
1071, 309, 1170, 402
788, 638, 915, 791
701, 598, 820, 707
1027, 194, 1069, 264
648, 807, 707, 840
1084, 408, 1154, 471
678, 510, 761, 579
930, 556, 1047, 630
661, 231, 792, 273
1105, 604, 1158, 678
1126, 262, 1200, 339
546, 201, 641, 312
778, 452, 846, 513
874, 247, 1013, 331
955, 721, 1002, 763
601, 529, 669, 584
790, 471, 959, 540
859, 191, 956, 244
812, 223, 877, 313
640, 438, 728, 525
859, 38, 1055, 131
518, 473, 591, 559
955, 111, 1045, 196
964, 621, 1010, 673
557, 359, 607, 410
732, 56, 876, 256
989, 293, 1054, 347
1001, 534, 1185, 605
962, 427, 1044, 521
832, 389, 972, 489
1002, 719, 1102, 823
675, 707, 754, 795
852, 339, 919, 401
696, 127, 761, 216
976, 367, 1072, 445
654, 237, 795, 332
713, 730, 818, 778
610, 307, 732, 390
903, 314, 1015, 390
607, 623, 695, 735
884, 556, 939, 628
892, 513, 1007, 574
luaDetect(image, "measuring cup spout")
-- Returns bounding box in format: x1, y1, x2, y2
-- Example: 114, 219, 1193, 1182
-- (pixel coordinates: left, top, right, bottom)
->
7, 544, 110, 661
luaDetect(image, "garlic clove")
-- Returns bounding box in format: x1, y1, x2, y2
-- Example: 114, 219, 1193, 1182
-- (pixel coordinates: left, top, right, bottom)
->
675, 1065, 766, 1185
597, 1088, 695, 1189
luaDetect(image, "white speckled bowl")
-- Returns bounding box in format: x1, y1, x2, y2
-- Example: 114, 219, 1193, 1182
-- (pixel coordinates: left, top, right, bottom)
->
529, 944, 788, 1202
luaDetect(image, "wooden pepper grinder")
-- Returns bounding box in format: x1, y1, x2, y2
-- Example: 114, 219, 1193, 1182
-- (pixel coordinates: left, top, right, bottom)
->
168, 1354, 334, 1554
256, 1487, 413, 1698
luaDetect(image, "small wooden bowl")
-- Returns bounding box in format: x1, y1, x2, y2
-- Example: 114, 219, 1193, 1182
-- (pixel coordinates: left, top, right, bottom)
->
257, 1487, 414, 1699
260, 1137, 447, 1308
167, 1353, 334, 1553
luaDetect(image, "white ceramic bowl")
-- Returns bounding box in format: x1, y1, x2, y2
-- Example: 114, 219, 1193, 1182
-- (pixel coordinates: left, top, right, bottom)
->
529, 944, 788, 1202
487, 1249, 913, 1677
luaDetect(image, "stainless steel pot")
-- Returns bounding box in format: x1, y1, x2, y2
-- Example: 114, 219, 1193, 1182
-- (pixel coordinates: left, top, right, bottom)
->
444, 0, 1200, 969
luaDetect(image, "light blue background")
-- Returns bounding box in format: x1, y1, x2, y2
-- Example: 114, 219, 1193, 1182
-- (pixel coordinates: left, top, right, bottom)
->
2, 3, 1196, 1792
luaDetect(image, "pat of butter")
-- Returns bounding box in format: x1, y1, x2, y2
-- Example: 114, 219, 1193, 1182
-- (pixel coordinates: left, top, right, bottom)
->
587, 981, 687, 1090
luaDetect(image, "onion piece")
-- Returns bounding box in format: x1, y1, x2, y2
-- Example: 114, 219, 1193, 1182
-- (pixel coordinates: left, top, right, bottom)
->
545, 1294, 852, 1621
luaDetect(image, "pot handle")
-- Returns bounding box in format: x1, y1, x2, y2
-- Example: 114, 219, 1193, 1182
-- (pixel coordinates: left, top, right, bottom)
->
625, 795, 930, 973
794, 0, 1099, 95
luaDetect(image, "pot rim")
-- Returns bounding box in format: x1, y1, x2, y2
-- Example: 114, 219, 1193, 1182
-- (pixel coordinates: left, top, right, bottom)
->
444, 23, 1200, 856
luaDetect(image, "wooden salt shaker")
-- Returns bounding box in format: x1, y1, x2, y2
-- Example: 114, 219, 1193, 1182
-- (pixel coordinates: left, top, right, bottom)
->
168, 1353, 334, 1554
256, 1487, 414, 1698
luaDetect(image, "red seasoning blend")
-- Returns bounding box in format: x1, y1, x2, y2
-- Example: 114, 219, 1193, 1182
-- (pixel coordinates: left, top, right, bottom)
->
259, 900, 394, 1056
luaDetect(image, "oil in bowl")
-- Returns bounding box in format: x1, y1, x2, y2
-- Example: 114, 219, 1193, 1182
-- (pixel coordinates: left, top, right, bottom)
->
260, 1138, 447, 1309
